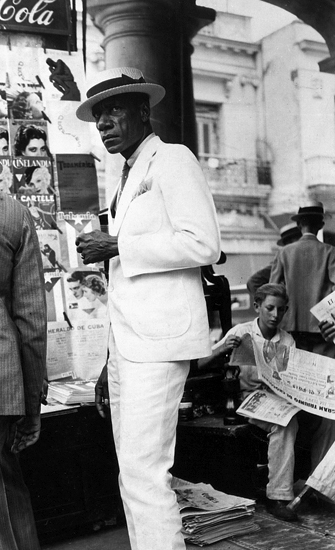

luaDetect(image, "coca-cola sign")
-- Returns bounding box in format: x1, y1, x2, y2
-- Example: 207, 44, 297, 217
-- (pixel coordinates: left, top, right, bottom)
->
0, 0, 71, 36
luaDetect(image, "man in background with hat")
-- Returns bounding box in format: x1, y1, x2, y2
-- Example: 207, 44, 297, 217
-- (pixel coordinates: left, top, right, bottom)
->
75, 67, 221, 550
270, 200, 335, 357
247, 222, 302, 296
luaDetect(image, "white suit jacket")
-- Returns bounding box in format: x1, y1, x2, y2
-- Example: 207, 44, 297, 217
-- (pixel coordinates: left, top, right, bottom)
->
107, 135, 221, 362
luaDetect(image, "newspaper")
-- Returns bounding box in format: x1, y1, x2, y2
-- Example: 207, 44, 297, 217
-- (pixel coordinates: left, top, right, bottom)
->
236, 389, 300, 426
252, 334, 335, 420
310, 290, 335, 343
172, 478, 259, 546
228, 331, 335, 421
48, 379, 97, 404
229, 333, 255, 366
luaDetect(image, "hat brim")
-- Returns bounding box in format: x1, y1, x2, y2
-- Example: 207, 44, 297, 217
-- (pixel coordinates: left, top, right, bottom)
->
291, 212, 330, 221
76, 83, 166, 122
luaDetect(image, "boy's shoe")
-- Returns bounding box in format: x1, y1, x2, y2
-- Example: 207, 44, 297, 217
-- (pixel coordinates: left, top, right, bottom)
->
266, 499, 299, 522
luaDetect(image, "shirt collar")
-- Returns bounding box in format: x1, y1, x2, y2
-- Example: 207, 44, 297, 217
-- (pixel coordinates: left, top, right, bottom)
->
126, 132, 156, 169
252, 317, 281, 342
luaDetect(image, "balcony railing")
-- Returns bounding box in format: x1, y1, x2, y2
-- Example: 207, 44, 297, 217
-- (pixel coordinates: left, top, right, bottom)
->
198, 155, 272, 194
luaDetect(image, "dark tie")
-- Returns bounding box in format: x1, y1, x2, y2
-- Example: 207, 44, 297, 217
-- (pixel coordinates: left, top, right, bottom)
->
117, 161, 130, 206
111, 161, 130, 217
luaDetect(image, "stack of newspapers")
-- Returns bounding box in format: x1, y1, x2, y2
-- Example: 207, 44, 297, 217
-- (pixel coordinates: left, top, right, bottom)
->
48, 380, 97, 405
172, 478, 259, 547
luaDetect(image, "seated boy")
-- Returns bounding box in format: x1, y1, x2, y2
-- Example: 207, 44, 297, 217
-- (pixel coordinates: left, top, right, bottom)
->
199, 283, 299, 521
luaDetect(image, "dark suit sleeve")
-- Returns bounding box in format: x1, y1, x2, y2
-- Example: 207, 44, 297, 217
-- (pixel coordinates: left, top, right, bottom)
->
12, 208, 47, 415
328, 248, 335, 285
247, 263, 272, 295
269, 251, 285, 285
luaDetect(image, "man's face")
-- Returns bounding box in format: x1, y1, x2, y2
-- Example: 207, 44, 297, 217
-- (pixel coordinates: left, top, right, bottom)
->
254, 295, 288, 335
68, 281, 83, 299
92, 94, 148, 158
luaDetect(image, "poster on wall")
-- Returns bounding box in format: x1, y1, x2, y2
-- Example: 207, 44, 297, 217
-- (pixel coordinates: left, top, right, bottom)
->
13, 156, 54, 195
0, 156, 13, 195
37, 229, 66, 273
38, 51, 86, 102
9, 120, 50, 158
6, 46, 49, 121
56, 154, 100, 214
56, 213, 102, 270
0, 122, 9, 154
46, 101, 91, 154
47, 319, 109, 381
0, 35, 106, 383
46, 269, 109, 380
63, 269, 108, 323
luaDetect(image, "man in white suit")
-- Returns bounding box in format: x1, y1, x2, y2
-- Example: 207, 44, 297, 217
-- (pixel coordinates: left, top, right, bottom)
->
75, 67, 221, 550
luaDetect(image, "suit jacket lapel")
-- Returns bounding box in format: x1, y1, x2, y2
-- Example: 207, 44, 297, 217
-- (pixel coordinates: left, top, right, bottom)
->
113, 136, 161, 235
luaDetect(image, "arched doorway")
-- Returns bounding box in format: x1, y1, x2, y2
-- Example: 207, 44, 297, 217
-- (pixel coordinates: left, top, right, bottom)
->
263, 0, 335, 71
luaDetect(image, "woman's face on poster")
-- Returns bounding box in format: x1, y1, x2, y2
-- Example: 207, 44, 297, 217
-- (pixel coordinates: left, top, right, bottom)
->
0, 137, 8, 155
29, 167, 50, 194
23, 137, 48, 156
83, 286, 97, 302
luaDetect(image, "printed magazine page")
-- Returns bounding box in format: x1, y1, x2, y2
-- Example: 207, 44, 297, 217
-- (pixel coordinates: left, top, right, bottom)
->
236, 389, 300, 426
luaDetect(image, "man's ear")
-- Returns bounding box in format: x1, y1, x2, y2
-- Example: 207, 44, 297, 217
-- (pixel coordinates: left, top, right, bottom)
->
253, 301, 260, 314
140, 102, 150, 123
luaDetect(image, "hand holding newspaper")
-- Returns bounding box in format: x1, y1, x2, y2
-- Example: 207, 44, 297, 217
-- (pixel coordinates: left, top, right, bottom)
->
310, 289, 335, 343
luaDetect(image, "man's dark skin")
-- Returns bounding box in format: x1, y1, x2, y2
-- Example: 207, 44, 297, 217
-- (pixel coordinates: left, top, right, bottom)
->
75, 93, 152, 267
75, 92, 153, 417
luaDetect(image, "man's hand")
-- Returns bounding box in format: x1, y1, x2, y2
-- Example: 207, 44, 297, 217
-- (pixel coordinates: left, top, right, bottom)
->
319, 320, 335, 343
95, 363, 110, 419
75, 230, 119, 264
40, 378, 49, 405
11, 415, 41, 453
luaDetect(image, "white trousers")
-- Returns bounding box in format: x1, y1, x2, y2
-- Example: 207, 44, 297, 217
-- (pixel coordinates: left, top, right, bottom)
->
107, 332, 189, 550
250, 416, 299, 500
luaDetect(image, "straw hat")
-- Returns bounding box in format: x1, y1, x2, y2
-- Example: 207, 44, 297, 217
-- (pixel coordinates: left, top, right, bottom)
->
76, 67, 166, 122
276, 222, 302, 246
291, 200, 327, 221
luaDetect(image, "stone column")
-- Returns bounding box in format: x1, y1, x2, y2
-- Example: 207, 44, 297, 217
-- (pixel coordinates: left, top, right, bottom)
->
86, 0, 215, 155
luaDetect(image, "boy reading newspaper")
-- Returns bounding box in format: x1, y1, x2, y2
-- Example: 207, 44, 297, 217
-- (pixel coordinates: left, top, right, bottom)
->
199, 284, 301, 522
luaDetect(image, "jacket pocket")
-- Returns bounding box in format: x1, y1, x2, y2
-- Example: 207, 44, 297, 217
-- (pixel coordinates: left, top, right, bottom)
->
129, 272, 191, 339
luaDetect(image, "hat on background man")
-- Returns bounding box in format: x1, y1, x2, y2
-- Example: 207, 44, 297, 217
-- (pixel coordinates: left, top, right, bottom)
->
291, 200, 329, 222
76, 67, 166, 123
277, 222, 302, 246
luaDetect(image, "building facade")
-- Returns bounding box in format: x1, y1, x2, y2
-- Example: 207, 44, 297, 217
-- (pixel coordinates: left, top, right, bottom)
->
82, 0, 335, 286
192, 6, 335, 284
